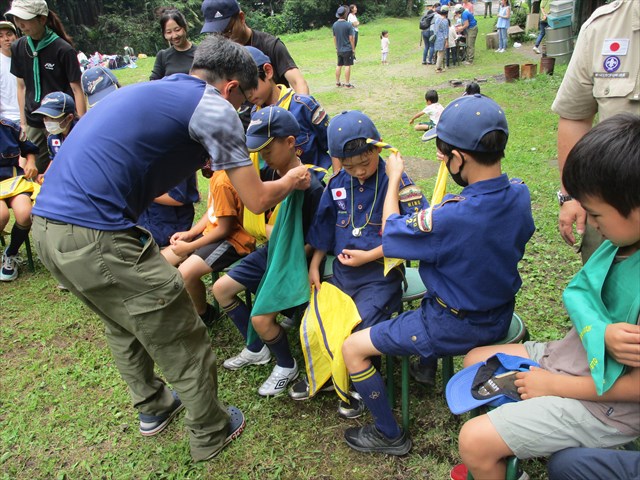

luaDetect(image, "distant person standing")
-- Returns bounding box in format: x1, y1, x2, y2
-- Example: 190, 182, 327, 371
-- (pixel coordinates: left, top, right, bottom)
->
333, 5, 356, 89
533, 0, 550, 54
551, 0, 640, 262
484, 0, 493, 18
380, 30, 389, 65
495, 0, 510, 53
5, 0, 86, 174
455, 3, 478, 65
348, 4, 360, 57
0, 21, 20, 122
200, 0, 309, 94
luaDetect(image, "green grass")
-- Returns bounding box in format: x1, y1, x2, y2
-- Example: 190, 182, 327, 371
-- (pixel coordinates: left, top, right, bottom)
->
1, 17, 580, 479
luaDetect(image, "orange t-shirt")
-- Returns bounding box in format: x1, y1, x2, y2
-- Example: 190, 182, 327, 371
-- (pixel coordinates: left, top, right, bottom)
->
203, 171, 255, 255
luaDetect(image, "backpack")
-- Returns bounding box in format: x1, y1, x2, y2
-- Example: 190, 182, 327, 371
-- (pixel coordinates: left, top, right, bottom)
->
419, 14, 430, 30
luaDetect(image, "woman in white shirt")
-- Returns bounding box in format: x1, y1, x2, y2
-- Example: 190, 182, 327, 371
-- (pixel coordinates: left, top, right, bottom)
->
348, 4, 360, 56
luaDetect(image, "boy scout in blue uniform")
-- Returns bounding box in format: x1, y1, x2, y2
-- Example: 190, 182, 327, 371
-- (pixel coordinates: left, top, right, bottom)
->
244, 47, 331, 174
212, 106, 324, 397
340, 94, 535, 455
289, 111, 427, 416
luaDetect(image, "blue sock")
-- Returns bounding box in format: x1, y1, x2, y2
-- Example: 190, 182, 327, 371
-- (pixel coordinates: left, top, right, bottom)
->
223, 298, 264, 353
351, 364, 401, 439
263, 326, 294, 368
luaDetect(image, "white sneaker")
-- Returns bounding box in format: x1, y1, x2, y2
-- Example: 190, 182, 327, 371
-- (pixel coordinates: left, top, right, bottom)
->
0, 249, 18, 282
258, 360, 299, 396
223, 345, 271, 370
533, 46, 540, 54
495, 48, 501, 52
499, 49, 505, 53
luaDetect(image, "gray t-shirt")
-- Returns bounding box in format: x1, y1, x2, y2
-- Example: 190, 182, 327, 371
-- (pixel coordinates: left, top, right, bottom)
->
332, 20, 354, 53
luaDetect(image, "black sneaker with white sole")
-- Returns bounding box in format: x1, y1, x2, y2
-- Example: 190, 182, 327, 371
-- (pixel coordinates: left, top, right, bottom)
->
344, 424, 412, 455
337, 391, 364, 419
288, 377, 335, 400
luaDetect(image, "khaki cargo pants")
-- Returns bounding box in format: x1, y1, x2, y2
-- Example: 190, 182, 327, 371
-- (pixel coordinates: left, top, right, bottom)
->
32, 216, 230, 461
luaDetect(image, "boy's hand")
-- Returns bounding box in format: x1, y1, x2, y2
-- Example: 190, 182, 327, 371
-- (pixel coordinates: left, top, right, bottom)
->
170, 240, 192, 258
337, 249, 371, 267
287, 165, 311, 190
515, 367, 555, 399
170, 231, 193, 245
605, 323, 640, 368
409, 118, 415, 125
22, 162, 38, 179
309, 266, 322, 291
385, 152, 405, 180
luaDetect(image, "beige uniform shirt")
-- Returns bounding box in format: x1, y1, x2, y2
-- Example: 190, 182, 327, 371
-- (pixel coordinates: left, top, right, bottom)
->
551, 0, 640, 121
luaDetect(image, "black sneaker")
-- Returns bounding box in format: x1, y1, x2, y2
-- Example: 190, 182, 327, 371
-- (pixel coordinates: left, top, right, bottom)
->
344, 424, 412, 455
409, 359, 437, 388
288, 377, 335, 400
200, 303, 217, 328
337, 391, 364, 419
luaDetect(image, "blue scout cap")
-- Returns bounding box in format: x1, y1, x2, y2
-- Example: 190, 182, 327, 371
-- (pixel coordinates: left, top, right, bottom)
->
245, 46, 271, 68
246, 106, 300, 152
445, 353, 539, 415
327, 110, 382, 158
33, 92, 75, 118
81, 66, 119, 108
421, 94, 509, 152
201, 0, 240, 34
336, 5, 347, 18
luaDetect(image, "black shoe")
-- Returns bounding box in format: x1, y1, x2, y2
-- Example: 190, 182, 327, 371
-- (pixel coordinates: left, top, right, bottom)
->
200, 303, 217, 328
337, 391, 364, 419
344, 424, 412, 455
288, 377, 335, 400
409, 360, 437, 387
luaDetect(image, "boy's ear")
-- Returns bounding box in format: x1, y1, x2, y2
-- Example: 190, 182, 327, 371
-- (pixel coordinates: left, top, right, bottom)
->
264, 63, 275, 81
286, 135, 297, 148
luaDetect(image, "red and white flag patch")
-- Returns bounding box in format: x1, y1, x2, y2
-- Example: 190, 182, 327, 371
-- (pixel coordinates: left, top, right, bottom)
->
331, 187, 347, 201
601, 39, 629, 56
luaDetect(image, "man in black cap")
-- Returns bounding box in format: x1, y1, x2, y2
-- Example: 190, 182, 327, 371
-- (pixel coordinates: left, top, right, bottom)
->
332, 5, 355, 88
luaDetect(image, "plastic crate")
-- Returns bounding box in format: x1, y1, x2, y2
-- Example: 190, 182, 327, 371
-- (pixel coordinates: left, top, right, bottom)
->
547, 14, 572, 29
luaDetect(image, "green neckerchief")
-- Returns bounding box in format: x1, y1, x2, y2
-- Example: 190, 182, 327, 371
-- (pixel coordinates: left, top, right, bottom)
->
26, 28, 60, 103
563, 240, 640, 395
248, 189, 309, 344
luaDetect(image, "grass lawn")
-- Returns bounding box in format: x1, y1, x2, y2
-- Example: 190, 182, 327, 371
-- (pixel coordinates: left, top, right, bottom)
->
1, 16, 583, 480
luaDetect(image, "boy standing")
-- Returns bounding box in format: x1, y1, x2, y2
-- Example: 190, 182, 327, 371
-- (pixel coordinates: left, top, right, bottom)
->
162, 166, 255, 326
340, 94, 535, 454
0, 21, 20, 122
455, 113, 640, 480
212, 106, 323, 396
333, 5, 356, 89
292, 110, 427, 415
409, 89, 444, 131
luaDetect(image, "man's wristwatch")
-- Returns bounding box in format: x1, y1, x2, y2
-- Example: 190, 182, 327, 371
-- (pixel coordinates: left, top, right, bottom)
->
557, 190, 574, 206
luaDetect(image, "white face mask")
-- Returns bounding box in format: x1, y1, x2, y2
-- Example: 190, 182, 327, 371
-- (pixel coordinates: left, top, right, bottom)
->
44, 117, 69, 135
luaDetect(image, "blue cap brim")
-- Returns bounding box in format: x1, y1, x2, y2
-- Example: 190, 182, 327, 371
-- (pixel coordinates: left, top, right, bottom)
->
32, 106, 66, 118
201, 17, 231, 34
445, 361, 490, 415
421, 128, 437, 142
246, 135, 274, 153
87, 84, 118, 108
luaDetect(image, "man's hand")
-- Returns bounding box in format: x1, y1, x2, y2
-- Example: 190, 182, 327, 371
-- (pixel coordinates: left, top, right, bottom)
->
286, 165, 311, 190
558, 200, 586, 246
605, 323, 640, 368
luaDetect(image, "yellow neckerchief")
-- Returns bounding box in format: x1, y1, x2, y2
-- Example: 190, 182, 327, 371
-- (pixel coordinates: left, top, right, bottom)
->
243, 85, 294, 242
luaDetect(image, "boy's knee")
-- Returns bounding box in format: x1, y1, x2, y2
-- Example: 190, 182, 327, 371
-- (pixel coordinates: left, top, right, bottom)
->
212, 276, 233, 303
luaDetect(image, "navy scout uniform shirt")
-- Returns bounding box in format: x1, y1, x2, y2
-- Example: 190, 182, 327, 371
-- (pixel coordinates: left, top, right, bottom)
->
309, 157, 427, 286
383, 174, 535, 328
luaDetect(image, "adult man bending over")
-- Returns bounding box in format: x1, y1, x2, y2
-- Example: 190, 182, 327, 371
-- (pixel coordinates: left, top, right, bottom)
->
30, 35, 310, 463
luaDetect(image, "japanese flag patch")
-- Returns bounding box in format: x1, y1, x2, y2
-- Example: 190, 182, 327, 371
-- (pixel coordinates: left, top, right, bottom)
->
332, 187, 347, 201
51, 138, 61, 147
601, 39, 629, 56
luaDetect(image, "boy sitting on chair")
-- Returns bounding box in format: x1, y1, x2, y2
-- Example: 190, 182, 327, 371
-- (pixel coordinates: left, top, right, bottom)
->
212, 106, 323, 396
454, 113, 640, 480
340, 94, 535, 455
292, 110, 427, 417
0, 117, 38, 281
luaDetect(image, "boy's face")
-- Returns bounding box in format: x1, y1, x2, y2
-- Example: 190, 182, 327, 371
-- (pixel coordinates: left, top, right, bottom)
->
248, 65, 274, 107
259, 136, 296, 171
580, 196, 640, 250
0, 28, 17, 54
43, 113, 73, 135
340, 148, 380, 183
